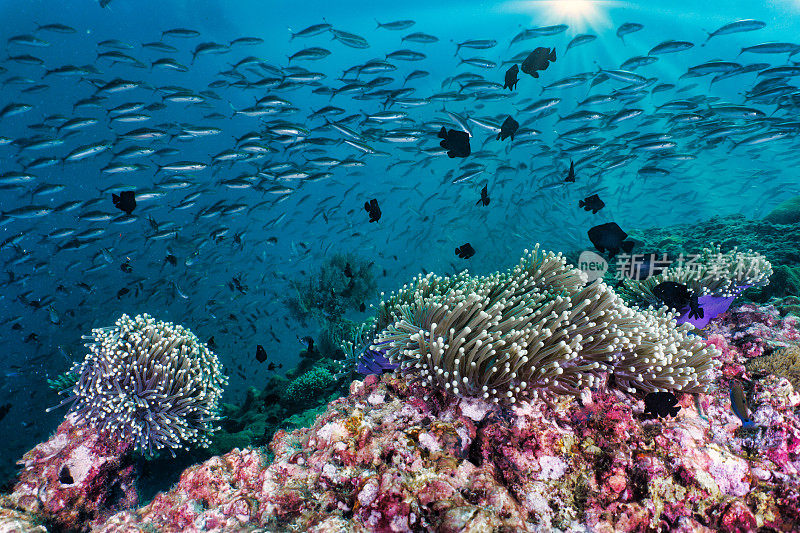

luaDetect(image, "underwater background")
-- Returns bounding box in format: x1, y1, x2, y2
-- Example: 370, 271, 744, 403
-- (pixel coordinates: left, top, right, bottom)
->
2, 0, 800, 506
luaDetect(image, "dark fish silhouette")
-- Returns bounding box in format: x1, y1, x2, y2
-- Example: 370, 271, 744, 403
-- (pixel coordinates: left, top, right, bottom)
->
120, 261, 132, 273
0, 403, 10, 423
476, 184, 490, 206
364, 198, 381, 222
344, 262, 353, 277
437, 126, 471, 158
652, 281, 691, 310
503, 64, 519, 90
267, 362, 283, 372
207, 336, 217, 350
688, 293, 704, 320
256, 344, 268, 363
455, 243, 475, 259
644, 391, 681, 419
521, 47, 556, 78
359, 302, 366, 312
164, 254, 177, 266
579, 194, 604, 213
564, 160, 575, 182
496, 115, 519, 141
587, 222, 634, 257
112, 190, 136, 215
116, 287, 129, 299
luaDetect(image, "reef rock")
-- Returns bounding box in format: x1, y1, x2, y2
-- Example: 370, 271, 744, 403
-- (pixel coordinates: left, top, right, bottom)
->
99, 332, 800, 532
765, 195, 800, 225
8, 413, 137, 532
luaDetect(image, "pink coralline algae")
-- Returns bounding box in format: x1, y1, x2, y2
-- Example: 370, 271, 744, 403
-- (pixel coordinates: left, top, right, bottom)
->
5, 413, 137, 532
98, 324, 800, 532
6, 303, 800, 532
709, 303, 800, 358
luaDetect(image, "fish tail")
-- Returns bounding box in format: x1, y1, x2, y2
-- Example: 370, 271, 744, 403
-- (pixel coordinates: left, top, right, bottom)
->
375, 19, 382, 29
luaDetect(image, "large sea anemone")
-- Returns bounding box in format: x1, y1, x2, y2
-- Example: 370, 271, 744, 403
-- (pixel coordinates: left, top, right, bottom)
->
50, 313, 227, 455
367, 245, 718, 405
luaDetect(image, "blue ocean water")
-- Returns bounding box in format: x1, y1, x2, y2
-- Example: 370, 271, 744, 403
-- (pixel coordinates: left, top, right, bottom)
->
0, 0, 797, 484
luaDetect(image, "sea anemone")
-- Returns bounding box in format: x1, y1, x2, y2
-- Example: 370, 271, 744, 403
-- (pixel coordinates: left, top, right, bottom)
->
50, 313, 227, 455
617, 245, 772, 328
369, 245, 718, 405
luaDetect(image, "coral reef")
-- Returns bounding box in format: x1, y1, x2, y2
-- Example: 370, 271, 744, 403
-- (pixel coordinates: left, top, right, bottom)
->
746, 346, 800, 391
626, 213, 800, 270
764, 194, 800, 225
617, 245, 772, 328
7, 414, 137, 532
50, 313, 228, 456
706, 303, 800, 359
0, 498, 47, 532
4, 292, 800, 532
285, 367, 337, 405
748, 265, 800, 304
373, 245, 718, 403
287, 253, 377, 325
96, 328, 800, 532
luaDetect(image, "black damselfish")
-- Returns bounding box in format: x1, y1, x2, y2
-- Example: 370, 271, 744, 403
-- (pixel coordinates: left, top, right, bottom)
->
476, 184, 490, 206
644, 391, 681, 419
364, 198, 381, 222
587, 222, 634, 257
112, 190, 136, 215
256, 344, 268, 363
652, 281, 704, 319
579, 194, 604, 213
437, 126, 470, 158
503, 64, 519, 90
521, 47, 556, 78
455, 242, 475, 259
496, 115, 519, 141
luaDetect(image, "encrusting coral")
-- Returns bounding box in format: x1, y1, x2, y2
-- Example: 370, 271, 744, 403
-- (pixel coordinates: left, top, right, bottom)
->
370, 245, 719, 404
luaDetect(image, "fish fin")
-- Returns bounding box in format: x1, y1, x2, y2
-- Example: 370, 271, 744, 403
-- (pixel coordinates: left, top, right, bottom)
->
550, 48, 556, 61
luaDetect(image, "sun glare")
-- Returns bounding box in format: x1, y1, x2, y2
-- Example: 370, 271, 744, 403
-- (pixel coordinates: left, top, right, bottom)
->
502, 0, 616, 32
